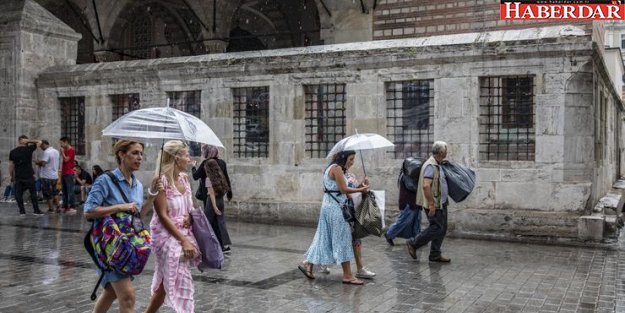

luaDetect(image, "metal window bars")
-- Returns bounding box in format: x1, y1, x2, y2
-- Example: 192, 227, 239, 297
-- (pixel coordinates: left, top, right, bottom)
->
59, 97, 86, 155
232, 87, 270, 158
479, 76, 535, 161
386, 80, 434, 159
168, 90, 202, 156
111, 93, 140, 121
304, 84, 347, 158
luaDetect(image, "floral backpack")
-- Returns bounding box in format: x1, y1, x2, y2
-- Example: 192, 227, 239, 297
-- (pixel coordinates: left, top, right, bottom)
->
84, 172, 152, 301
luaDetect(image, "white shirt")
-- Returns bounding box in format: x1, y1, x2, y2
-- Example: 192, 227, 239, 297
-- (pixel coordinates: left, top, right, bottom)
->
40, 147, 60, 179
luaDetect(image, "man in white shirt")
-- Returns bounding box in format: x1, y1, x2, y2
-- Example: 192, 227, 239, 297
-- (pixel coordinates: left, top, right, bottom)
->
35, 140, 60, 213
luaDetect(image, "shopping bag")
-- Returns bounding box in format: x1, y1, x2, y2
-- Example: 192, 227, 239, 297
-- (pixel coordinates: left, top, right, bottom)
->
371, 190, 385, 229
190, 207, 224, 271
353, 191, 383, 239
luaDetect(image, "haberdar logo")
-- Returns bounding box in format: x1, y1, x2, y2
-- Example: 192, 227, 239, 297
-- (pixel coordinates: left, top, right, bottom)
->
500, 0, 625, 20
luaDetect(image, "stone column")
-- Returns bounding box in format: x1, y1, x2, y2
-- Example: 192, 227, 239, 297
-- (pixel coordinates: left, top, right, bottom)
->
0, 0, 80, 174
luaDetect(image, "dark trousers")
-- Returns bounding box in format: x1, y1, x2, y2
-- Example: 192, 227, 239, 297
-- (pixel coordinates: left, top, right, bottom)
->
408, 204, 447, 258
203, 197, 231, 249
61, 174, 75, 209
15, 179, 40, 214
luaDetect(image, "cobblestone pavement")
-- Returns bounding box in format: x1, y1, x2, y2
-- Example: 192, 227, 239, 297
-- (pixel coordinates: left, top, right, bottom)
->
1, 202, 625, 313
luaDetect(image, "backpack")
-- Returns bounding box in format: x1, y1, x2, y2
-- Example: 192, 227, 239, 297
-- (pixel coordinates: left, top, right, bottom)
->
398, 157, 424, 192
84, 172, 152, 301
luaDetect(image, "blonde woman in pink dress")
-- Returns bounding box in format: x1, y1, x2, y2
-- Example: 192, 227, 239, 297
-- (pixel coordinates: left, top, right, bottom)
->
144, 140, 200, 313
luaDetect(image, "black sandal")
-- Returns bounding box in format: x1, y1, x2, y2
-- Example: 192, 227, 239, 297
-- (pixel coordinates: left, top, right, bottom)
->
298, 263, 315, 280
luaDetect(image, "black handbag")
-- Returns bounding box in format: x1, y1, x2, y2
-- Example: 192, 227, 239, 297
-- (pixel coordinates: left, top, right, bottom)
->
324, 188, 355, 223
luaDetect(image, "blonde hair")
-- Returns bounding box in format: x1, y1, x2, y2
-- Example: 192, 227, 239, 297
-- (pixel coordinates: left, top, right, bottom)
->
155, 140, 188, 186
113, 140, 144, 165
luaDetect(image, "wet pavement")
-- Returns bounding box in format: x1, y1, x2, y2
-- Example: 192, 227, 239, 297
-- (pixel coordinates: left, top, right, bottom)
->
1, 202, 625, 313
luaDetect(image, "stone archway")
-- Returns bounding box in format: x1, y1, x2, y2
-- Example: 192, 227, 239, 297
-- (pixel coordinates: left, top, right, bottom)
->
106, 0, 205, 60
227, 0, 320, 52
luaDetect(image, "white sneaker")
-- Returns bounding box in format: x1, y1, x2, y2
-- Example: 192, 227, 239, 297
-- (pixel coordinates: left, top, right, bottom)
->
355, 267, 376, 279
319, 266, 330, 274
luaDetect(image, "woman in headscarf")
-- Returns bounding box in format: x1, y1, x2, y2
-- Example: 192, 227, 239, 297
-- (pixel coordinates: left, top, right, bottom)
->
298, 150, 369, 285
191, 144, 233, 253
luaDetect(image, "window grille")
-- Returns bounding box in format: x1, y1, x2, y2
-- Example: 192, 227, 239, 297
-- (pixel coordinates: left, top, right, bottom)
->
232, 87, 270, 158
386, 80, 434, 159
304, 84, 347, 158
479, 76, 535, 161
111, 93, 140, 121
168, 90, 202, 156
59, 97, 86, 155
124, 11, 151, 59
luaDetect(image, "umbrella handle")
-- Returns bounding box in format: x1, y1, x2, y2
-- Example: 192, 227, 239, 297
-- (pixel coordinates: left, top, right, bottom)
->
359, 150, 367, 178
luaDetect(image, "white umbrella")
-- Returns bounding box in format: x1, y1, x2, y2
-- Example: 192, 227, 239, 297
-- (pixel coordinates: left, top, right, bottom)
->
102, 106, 224, 147
326, 132, 394, 176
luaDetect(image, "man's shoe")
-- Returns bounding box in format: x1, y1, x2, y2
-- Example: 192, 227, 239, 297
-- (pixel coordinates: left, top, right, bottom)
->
355, 267, 376, 279
222, 246, 231, 254
429, 256, 451, 263
384, 232, 394, 246
406, 241, 417, 259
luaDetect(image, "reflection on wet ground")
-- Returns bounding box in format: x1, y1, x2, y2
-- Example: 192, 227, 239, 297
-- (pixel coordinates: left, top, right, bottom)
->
0, 202, 623, 312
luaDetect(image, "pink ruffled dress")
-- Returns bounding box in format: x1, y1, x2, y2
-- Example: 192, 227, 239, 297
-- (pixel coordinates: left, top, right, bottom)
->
150, 173, 200, 313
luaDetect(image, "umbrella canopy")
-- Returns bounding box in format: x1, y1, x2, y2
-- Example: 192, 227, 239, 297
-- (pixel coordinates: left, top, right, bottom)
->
326, 133, 394, 159
102, 107, 224, 147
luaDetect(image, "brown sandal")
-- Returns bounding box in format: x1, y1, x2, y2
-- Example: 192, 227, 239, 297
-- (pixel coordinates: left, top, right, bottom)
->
298, 263, 315, 279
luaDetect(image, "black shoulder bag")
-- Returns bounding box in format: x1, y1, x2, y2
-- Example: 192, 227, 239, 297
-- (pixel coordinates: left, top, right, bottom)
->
324, 187, 355, 223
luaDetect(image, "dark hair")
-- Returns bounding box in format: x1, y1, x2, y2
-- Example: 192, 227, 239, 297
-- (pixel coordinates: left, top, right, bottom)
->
41, 139, 49, 145
59, 136, 70, 143
331, 150, 356, 172
92, 165, 104, 180
112, 140, 144, 165
204, 159, 229, 197
18, 135, 28, 140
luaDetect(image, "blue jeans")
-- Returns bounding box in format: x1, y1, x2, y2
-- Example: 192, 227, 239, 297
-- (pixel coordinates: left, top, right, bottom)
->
408, 204, 448, 259
4, 184, 15, 199
386, 204, 422, 241
61, 175, 76, 208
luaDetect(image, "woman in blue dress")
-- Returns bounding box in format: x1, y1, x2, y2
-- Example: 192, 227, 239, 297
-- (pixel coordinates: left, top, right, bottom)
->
84, 140, 161, 313
298, 150, 369, 285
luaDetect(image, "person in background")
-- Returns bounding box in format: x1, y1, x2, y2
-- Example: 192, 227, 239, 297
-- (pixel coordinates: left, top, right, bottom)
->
9, 135, 43, 215
203, 159, 232, 254
92, 165, 105, 182
74, 164, 93, 204
59, 136, 77, 214
191, 144, 233, 253
35, 140, 61, 213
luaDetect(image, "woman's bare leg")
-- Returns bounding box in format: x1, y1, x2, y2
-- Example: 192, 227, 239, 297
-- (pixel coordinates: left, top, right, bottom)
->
92, 284, 116, 313
109, 279, 135, 313
144, 282, 166, 313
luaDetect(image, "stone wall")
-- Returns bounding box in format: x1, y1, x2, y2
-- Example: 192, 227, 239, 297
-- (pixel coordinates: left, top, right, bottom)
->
0, 0, 79, 184
35, 25, 623, 240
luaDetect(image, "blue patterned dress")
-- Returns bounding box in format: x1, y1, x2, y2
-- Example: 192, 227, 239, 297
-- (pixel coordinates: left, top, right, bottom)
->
304, 165, 355, 265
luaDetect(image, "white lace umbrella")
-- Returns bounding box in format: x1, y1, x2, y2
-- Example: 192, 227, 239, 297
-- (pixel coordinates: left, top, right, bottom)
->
102, 106, 224, 147
326, 133, 394, 176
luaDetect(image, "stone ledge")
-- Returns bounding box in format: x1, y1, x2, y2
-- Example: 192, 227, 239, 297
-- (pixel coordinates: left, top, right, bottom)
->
447, 208, 580, 239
